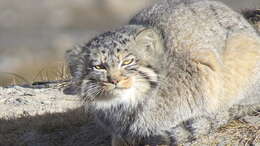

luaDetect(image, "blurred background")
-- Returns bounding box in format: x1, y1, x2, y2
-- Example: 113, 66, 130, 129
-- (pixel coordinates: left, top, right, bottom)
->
0, 0, 260, 86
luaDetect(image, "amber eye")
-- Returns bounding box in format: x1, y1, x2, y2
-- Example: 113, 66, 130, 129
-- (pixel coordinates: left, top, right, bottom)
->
122, 58, 134, 66
93, 65, 105, 70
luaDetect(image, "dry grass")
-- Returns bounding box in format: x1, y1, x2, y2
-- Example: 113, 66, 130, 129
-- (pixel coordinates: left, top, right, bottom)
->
0, 61, 71, 87
191, 112, 260, 145
217, 120, 260, 144
0, 7, 259, 146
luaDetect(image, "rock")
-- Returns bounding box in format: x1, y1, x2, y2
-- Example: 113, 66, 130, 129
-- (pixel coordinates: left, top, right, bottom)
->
0, 85, 81, 119
0, 83, 259, 146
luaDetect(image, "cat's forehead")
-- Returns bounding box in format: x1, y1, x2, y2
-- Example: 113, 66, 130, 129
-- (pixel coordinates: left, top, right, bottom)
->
84, 30, 134, 53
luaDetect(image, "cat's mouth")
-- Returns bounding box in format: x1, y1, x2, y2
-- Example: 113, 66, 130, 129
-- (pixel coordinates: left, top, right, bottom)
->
101, 77, 133, 91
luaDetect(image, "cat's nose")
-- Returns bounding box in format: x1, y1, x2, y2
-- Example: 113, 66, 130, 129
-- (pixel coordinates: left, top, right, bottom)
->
111, 79, 119, 84
108, 76, 119, 84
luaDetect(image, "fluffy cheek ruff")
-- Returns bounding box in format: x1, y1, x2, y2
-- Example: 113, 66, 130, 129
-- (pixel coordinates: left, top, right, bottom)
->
80, 80, 104, 103
117, 77, 133, 89
89, 66, 159, 109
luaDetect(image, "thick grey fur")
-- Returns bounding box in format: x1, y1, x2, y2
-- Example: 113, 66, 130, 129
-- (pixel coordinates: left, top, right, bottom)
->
65, 0, 260, 145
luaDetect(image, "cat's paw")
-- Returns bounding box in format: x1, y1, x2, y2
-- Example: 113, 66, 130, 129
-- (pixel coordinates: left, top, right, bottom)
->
229, 104, 260, 118
167, 112, 230, 145
167, 117, 211, 145
144, 117, 212, 145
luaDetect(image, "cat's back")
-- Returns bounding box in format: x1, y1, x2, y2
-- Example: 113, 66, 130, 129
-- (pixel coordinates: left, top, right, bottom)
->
131, 0, 260, 108
130, 0, 257, 53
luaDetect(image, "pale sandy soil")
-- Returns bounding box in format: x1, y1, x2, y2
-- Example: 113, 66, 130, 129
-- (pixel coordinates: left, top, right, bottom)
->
0, 84, 259, 146
0, 85, 81, 119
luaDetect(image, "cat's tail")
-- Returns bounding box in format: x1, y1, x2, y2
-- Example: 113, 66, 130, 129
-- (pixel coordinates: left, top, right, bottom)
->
242, 8, 260, 32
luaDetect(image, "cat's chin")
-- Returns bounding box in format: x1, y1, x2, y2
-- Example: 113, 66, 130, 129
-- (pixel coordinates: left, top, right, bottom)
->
93, 86, 139, 109
98, 87, 132, 100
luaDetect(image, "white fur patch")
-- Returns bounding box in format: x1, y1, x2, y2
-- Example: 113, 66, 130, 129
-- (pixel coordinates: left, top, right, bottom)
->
93, 67, 157, 109
93, 77, 143, 109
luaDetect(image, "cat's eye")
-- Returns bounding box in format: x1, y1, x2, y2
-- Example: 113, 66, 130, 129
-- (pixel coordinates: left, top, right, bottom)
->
93, 65, 105, 70
122, 58, 134, 66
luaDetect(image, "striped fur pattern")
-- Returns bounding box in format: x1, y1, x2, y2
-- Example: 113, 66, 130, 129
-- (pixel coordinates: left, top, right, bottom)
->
64, 0, 260, 145
242, 8, 260, 32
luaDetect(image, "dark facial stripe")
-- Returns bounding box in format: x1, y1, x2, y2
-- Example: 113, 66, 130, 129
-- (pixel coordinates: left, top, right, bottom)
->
149, 81, 158, 88
124, 63, 138, 70
124, 53, 134, 58
145, 65, 159, 74
137, 70, 158, 88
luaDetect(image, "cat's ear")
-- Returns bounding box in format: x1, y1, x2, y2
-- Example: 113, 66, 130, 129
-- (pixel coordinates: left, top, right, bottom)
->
63, 83, 80, 95
65, 45, 83, 78
63, 45, 83, 95
135, 28, 163, 51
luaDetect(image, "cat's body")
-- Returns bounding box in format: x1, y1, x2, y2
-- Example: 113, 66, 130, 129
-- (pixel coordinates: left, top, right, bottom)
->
242, 8, 260, 32
65, 0, 260, 145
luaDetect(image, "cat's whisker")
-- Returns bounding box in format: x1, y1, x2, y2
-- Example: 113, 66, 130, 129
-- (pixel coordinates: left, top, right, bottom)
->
87, 88, 101, 96
94, 89, 104, 97
81, 83, 103, 101
83, 81, 105, 92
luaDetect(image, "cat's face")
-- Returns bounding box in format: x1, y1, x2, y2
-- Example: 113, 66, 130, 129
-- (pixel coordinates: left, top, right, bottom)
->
66, 26, 163, 107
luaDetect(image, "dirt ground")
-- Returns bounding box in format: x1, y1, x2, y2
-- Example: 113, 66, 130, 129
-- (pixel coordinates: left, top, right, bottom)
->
0, 84, 259, 146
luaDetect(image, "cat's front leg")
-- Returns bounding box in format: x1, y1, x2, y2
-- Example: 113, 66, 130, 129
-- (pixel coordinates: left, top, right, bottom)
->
141, 117, 215, 145
112, 135, 130, 146
112, 135, 145, 146
167, 111, 231, 145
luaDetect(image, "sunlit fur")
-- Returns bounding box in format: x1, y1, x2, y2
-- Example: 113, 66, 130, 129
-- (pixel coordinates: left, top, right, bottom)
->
67, 25, 161, 110
65, 0, 260, 145
242, 9, 260, 32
